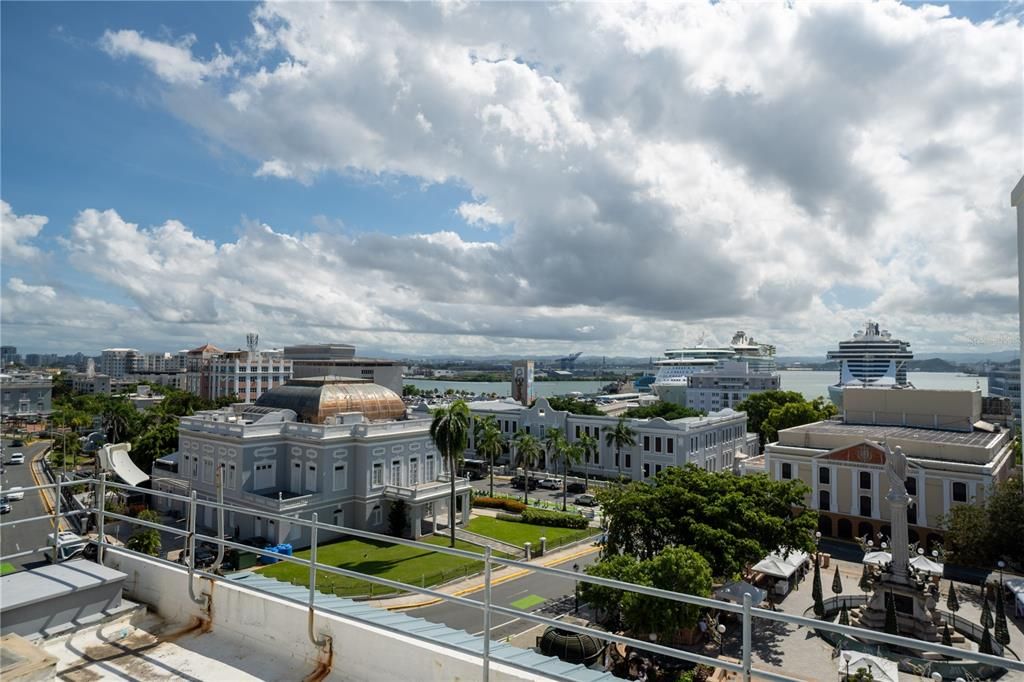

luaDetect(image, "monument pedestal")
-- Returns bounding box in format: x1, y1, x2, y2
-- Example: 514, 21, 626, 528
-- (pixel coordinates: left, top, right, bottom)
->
853, 577, 941, 642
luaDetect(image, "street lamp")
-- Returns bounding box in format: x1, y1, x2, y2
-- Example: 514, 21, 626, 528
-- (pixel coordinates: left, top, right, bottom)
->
997, 560, 1006, 585
842, 652, 851, 680
931, 673, 943, 682
716, 623, 726, 656
573, 562, 580, 614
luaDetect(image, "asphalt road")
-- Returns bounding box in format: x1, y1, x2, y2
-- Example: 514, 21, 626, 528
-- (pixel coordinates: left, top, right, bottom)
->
1, 439, 55, 569
409, 547, 600, 640
470, 474, 607, 509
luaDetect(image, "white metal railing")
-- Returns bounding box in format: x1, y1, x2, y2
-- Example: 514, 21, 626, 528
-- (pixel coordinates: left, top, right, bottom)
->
1, 478, 1022, 682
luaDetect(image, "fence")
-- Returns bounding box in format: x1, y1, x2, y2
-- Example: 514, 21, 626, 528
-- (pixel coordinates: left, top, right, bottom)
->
2, 477, 1023, 682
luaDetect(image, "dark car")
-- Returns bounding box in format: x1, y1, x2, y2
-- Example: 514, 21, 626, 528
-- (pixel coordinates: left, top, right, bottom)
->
566, 482, 586, 494
510, 475, 539, 491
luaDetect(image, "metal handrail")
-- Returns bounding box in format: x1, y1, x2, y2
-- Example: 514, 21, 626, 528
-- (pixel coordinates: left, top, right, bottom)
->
1, 477, 1021, 682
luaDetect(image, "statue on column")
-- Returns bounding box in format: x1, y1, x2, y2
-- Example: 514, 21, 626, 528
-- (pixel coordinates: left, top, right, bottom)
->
885, 444, 908, 499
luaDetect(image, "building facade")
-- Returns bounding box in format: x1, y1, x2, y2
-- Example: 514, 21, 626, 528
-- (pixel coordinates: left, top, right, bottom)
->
986, 363, 1020, 425
151, 377, 471, 547
0, 372, 53, 418
1, 346, 18, 367
761, 387, 1016, 548
467, 397, 756, 480
684, 361, 781, 413
208, 349, 292, 403
284, 344, 404, 395
72, 372, 113, 395
99, 348, 140, 378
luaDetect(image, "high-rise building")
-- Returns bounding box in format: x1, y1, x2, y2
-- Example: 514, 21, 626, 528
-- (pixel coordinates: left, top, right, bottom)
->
284, 344, 404, 394
986, 362, 1020, 424
0, 346, 17, 366
99, 348, 141, 378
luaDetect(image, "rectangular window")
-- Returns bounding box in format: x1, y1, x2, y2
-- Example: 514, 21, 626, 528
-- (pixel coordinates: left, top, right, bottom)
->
371, 505, 382, 526
643, 435, 650, 451
625, 453, 631, 469
859, 471, 871, 489
390, 460, 402, 486
643, 463, 650, 478
655, 437, 662, 453
203, 458, 214, 484
781, 462, 792, 479
225, 463, 237, 489
575, 425, 581, 438
333, 463, 347, 491
306, 462, 317, 493
409, 458, 419, 485
372, 463, 383, 487
655, 464, 662, 475
615, 451, 620, 467
952, 482, 968, 503
819, 468, 830, 485
859, 495, 872, 517
426, 455, 435, 480
666, 439, 674, 454
905, 477, 917, 496
818, 490, 830, 511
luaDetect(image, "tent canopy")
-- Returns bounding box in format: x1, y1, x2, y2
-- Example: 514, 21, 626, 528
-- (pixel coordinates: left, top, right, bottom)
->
863, 551, 892, 566
909, 555, 943, 576
715, 580, 767, 605
839, 650, 899, 682
753, 550, 809, 579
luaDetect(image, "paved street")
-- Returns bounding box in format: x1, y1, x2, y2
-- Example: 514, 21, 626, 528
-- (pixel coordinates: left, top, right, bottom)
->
470, 472, 608, 511
408, 544, 599, 641
1, 439, 55, 570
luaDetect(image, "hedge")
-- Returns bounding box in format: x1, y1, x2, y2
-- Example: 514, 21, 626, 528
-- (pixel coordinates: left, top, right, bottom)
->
496, 508, 589, 530
472, 496, 528, 514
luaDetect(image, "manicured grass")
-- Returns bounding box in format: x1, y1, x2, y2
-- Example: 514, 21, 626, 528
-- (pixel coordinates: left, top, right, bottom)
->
1, 562, 17, 576
259, 535, 495, 596
465, 516, 597, 549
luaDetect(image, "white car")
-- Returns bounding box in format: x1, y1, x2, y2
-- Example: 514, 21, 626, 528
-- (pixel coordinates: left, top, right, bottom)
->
45, 532, 88, 562
9, 453, 24, 464
5, 487, 24, 501
538, 478, 561, 490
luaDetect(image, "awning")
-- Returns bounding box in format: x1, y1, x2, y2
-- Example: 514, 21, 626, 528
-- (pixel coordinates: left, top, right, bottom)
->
839, 650, 899, 682
752, 557, 797, 579
863, 551, 892, 566
715, 580, 767, 605
909, 555, 943, 576
1006, 578, 1024, 617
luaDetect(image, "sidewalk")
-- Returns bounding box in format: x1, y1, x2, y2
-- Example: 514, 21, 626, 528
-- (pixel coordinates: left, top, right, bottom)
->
369, 538, 601, 610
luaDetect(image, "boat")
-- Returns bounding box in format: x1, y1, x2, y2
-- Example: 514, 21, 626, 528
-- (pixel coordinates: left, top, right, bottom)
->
825, 321, 913, 407
651, 331, 776, 405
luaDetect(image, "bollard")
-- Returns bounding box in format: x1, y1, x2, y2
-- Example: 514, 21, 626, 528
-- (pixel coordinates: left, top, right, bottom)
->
540, 536, 547, 556
524, 542, 531, 561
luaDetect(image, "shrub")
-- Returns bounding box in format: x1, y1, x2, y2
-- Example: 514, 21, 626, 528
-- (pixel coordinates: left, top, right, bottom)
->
473, 496, 527, 514
520, 508, 589, 529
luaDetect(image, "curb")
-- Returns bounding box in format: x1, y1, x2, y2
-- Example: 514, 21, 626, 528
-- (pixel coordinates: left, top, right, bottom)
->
386, 543, 601, 611
28, 444, 64, 531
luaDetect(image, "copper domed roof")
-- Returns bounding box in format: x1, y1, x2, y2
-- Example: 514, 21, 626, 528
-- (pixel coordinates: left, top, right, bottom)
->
255, 376, 406, 423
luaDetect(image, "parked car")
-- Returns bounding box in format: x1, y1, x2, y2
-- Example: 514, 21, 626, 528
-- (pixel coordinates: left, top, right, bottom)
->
5, 487, 24, 501
574, 494, 598, 507
510, 476, 539, 490
44, 532, 88, 562
8, 453, 24, 465
11, 439, 24, 447
0, 498, 11, 514
566, 482, 586, 494
537, 478, 561, 490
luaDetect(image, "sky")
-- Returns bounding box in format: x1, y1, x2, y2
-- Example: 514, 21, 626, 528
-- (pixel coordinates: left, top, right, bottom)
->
1, 1, 1022, 359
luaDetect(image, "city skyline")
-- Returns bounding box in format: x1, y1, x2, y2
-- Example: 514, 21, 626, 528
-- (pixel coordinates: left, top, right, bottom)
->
3, 1, 1022, 357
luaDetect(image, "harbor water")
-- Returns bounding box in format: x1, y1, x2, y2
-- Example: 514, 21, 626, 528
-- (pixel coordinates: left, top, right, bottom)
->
406, 371, 987, 402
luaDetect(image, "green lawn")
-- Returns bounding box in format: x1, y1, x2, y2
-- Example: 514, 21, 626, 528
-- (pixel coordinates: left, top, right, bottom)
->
1, 562, 17, 576
465, 516, 596, 550
259, 535, 495, 596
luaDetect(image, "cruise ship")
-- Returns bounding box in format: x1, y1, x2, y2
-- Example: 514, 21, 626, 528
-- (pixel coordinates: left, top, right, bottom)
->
652, 331, 777, 405
825, 321, 913, 406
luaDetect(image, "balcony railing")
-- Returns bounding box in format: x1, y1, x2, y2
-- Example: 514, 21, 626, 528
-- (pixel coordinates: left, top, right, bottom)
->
2, 476, 1022, 682
383, 475, 471, 502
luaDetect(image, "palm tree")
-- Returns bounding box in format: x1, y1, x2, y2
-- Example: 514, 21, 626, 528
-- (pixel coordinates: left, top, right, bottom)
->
578, 433, 598, 491
542, 427, 564, 474
430, 400, 472, 548
557, 442, 583, 511
475, 418, 504, 497
604, 417, 636, 481
512, 431, 541, 505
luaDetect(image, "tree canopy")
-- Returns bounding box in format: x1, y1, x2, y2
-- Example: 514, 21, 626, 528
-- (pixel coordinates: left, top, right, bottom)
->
621, 402, 704, 420
941, 477, 1024, 569
533, 396, 603, 416
429, 400, 472, 547
597, 465, 816, 578
736, 391, 836, 445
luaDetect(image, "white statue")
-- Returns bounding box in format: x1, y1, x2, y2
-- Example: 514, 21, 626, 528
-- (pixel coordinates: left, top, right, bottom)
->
885, 444, 908, 498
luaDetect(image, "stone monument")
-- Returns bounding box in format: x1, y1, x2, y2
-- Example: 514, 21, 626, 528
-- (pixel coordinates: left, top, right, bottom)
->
853, 445, 942, 640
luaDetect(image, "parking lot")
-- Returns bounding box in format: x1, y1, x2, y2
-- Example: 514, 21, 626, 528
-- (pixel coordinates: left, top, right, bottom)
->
468, 472, 606, 509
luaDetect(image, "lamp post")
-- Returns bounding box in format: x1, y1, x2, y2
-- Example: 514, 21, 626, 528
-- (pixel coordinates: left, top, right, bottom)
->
573, 562, 580, 614
842, 652, 851, 680
931, 673, 943, 682
716, 623, 726, 657
997, 560, 1005, 585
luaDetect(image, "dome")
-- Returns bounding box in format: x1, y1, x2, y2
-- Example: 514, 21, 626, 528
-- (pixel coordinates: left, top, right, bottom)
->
537, 627, 604, 665
255, 376, 406, 423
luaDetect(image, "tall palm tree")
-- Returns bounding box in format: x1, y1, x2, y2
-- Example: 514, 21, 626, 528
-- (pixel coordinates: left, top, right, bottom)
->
578, 432, 598, 491
430, 400, 472, 548
512, 432, 541, 505
556, 442, 583, 511
604, 417, 636, 481
542, 427, 564, 473
475, 418, 504, 497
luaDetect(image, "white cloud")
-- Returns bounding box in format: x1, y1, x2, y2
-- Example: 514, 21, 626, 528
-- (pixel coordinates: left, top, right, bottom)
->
12, 2, 1019, 355
1, 201, 47, 260
6, 277, 56, 300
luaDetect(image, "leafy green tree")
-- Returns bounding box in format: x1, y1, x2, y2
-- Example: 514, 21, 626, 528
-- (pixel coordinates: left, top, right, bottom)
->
621, 403, 704, 420
859, 564, 873, 597
512, 432, 541, 505
849, 668, 875, 682
126, 509, 162, 556
884, 591, 898, 635
580, 553, 644, 628
542, 427, 565, 475
578, 432, 598, 491
429, 400, 471, 548
98, 396, 140, 443
985, 478, 1024, 568
734, 391, 806, 446
603, 417, 635, 480
946, 581, 960, 629
760, 398, 837, 444
474, 417, 504, 498
130, 421, 178, 472
555, 442, 583, 511
995, 583, 1010, 646
812, 556, 825, 617
402, 384, 421, 397
941, 502, 990, 566
831, 566, 843, 596
537, 396, 603, 416
597, 466, 816, 577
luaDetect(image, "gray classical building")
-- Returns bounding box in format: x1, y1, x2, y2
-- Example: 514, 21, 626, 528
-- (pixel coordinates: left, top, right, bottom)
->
0, 372, 53, 419
467, 397, 757, 480
151, 376, 471, 548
